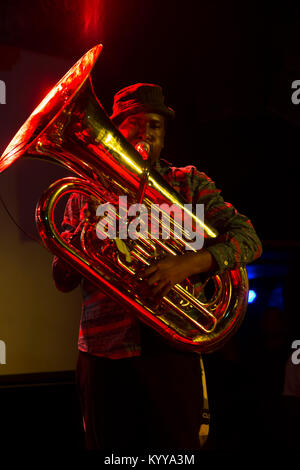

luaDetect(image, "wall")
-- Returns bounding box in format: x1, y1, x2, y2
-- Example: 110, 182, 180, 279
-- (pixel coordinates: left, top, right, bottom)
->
0, 49, 83, 375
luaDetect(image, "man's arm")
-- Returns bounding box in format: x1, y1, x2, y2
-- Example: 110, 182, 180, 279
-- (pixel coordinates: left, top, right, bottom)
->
52, 193, 86, 292
143, 167, 262, 298
192, 169, 263, 273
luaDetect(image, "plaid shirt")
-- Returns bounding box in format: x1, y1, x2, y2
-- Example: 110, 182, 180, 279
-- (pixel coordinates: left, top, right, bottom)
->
52, 159, 262, 358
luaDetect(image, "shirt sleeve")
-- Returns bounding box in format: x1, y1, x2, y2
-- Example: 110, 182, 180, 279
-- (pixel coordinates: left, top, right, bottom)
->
191, 168, 263, 273
52, 193, 85, 292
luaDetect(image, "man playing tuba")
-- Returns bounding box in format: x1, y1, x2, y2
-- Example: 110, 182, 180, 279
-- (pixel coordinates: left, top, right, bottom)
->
52, 83, 262, 450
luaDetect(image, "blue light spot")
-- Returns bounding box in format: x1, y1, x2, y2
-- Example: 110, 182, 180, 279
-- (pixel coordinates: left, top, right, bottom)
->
248, 290, 257, 303
268, 285, 284, 310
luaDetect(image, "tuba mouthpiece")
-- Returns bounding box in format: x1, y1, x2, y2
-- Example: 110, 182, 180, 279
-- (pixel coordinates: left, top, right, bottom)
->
135, 141, 150, 160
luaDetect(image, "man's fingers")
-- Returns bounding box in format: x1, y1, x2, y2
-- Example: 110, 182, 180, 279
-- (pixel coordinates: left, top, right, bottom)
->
147, 271, 161, 286
152, 279, 171, 296
143, 265, 158, 278
153, 282, 172, 303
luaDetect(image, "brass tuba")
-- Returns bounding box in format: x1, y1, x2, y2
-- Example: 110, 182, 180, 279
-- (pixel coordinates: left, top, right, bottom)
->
0, 44, 249, 353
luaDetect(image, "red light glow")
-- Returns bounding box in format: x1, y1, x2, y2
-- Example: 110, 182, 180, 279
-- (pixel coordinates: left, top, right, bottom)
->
0, 44, 103, 174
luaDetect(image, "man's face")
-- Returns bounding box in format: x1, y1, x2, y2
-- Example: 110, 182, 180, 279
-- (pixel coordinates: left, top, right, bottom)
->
118, 112, 165, 164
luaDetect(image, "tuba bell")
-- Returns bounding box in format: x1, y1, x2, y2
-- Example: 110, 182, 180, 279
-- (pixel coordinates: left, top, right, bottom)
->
0, 44, 249, 353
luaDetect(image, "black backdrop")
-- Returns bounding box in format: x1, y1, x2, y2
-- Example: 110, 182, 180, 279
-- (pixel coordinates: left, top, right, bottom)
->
1, 0, 300, 453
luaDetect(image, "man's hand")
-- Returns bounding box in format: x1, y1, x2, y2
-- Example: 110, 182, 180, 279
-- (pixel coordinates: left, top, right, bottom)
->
142, 250, 216, 301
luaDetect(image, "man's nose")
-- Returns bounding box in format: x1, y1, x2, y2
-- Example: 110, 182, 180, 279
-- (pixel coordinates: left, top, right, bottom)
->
137, 123, 152, 141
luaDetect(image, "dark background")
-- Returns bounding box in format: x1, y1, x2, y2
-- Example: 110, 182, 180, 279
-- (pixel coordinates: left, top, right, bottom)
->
0, 0, 300, 453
